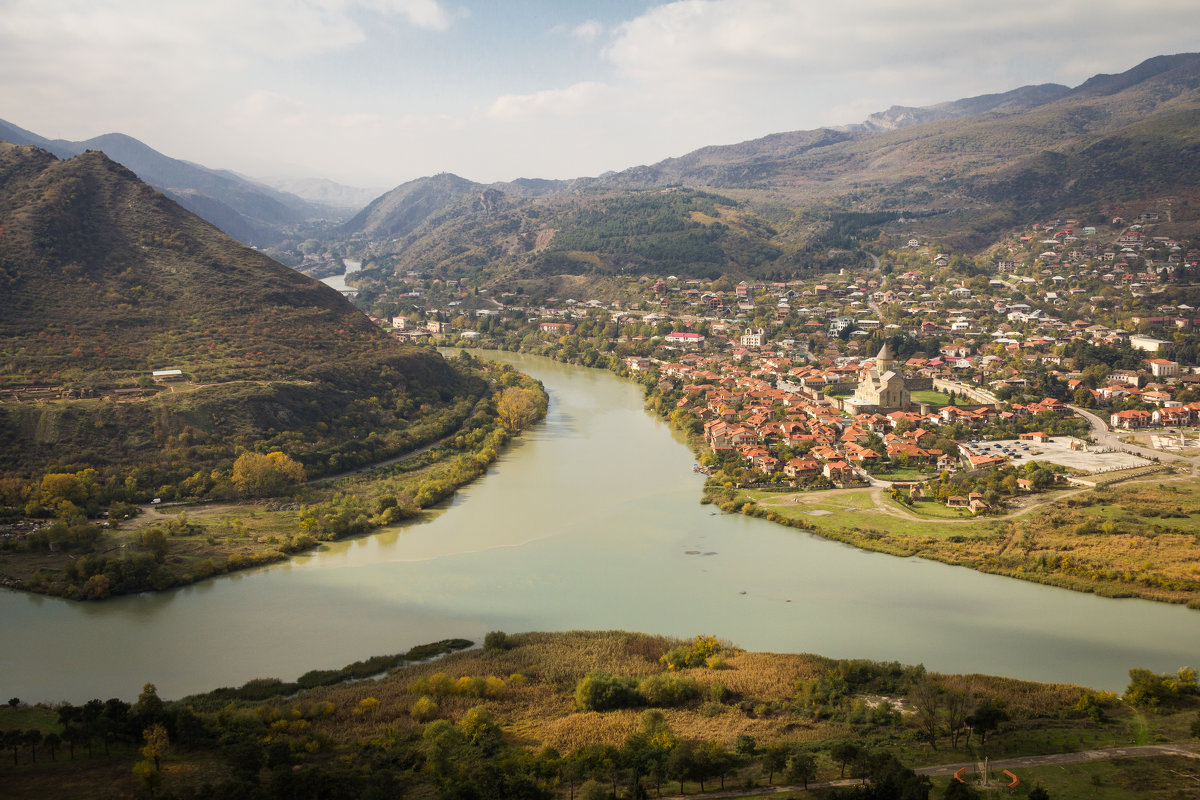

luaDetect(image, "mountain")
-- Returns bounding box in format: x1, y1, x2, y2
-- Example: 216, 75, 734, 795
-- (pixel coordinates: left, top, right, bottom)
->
0, 118, 66, 154
0, 121, 346, 246
340, 172, 486, 239
0, 142, 471, 485
254, 175, 384, 211
319, 53, 1200, 291
845, 83, 1071, 133
595, 53, 1200, 204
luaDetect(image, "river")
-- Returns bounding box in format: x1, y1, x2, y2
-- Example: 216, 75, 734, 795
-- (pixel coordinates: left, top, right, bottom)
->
2, 351, 1198, 702
318, 259, 361, 294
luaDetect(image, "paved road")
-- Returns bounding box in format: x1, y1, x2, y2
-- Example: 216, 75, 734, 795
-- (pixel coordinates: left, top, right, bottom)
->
1067, 404, 1200, 472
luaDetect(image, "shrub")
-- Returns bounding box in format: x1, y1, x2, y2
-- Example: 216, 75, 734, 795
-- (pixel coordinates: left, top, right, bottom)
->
410, 696, 438, 722
661, 634, 725, 670
484, 630, 510, 652
574, 671, 642, 712
637, 674, 698, 707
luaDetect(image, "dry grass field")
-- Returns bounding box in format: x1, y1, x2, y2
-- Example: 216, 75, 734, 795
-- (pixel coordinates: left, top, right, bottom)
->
740, 476, 1200, 607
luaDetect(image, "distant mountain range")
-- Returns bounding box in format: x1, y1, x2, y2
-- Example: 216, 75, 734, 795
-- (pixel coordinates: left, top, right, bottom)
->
331, 52, 1200, 284
5, 52, 1199, 280
0, 119, 373, 246
255, 175, 386, 211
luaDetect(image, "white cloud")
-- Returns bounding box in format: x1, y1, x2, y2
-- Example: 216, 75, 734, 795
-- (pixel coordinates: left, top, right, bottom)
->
238, 90, 305, 118
604, 0, 1200, 98
0, 0, 458, 66
5, 0, 1200, 189
486, 82, 611, 121
360, 0, 462, 32
571, 19, 604, 41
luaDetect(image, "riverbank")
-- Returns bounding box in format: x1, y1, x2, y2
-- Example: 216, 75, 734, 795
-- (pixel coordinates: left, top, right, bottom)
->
719, 477, 1200, 609
2, 630, 1197, 800
449, 340, 1200, 610
0, 353, 548, 600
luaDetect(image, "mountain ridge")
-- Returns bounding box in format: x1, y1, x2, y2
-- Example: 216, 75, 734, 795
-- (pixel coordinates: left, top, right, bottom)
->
0, 121, 349, 247
329, 52, 1200, 289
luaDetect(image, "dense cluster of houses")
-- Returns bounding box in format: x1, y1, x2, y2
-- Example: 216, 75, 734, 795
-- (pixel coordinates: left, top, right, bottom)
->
644, 344, 1071, 488
369, 205, 1200, 450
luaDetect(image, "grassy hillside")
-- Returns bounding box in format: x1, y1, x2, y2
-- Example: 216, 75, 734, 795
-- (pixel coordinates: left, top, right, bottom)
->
0, 143, 480, 505
2, 631, 1197, 799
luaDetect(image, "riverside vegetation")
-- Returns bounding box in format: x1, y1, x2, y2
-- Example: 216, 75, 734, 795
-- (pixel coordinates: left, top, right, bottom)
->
716, 478, 1200, 609
1, 631, 1198, 800
0, 142, 549, 598
442, 342, 1200, 610
0, 352, 547, 599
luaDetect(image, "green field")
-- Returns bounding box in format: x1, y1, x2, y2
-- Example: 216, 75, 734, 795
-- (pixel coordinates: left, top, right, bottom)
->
911, 389, 953, 405
877, 467, 939, 482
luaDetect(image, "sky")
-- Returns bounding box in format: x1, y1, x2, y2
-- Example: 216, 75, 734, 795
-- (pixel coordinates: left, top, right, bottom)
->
2, 0, 1199, 190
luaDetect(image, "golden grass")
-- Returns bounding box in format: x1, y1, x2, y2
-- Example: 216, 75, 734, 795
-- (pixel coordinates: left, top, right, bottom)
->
745, 478, 1200, 607
251, 631, 1095, 756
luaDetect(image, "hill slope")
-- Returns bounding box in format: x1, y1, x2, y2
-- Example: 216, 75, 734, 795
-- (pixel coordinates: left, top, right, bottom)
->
0, 143, 475, 490
340, 172, 487, 239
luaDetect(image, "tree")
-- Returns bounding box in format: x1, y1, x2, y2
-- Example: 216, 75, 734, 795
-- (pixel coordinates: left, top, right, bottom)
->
410, 695, 438, 722
133, 758, 162, 797
4, 730, 21, 765
39, 473, 88, 515
496, 387, 542, 432
574, 671, 642, 712
231, 451, 306, 498
785, 751, 817, 789
734, 734, 757, 759
1124, 667, 1198, 708
42, 731, 61, 762
965, 698, 1008, 747
666, 740, 698, 794
141, 723, 169, 770
910, 677, 943, 750
943, 779, 980, 799
623, 715, 674, 798
698, 740, 732, 789
138, 528, 169, 562
830, 741, 861, 779
944, 688, 971, 749
62, 725, 85, 761
22, 729, 42, 764
760, 742, 790, 785
136, 683, 165, 726
459, 706, 502, 752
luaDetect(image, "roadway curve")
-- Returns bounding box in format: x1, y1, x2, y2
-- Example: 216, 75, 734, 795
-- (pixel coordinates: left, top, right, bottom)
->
1068, 404, 1200, 472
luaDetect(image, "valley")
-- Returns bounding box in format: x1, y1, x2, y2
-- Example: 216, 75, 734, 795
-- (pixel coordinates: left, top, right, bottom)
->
4, 47, 1200, 800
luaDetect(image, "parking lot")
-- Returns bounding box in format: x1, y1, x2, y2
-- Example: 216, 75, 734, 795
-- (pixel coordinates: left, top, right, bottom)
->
971, 436, 1150, 473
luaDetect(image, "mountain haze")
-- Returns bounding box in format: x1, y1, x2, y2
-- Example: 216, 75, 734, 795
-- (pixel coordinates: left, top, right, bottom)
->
255, 175, 383, 211
0, 120, 348, 246
335, 52, 1200, 287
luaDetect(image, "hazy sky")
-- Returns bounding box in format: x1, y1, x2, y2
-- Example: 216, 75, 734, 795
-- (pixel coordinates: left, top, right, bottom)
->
2, 0, 1199, 189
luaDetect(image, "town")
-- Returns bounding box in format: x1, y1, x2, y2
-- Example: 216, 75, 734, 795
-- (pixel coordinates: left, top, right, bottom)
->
329, 200, 1200, 517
